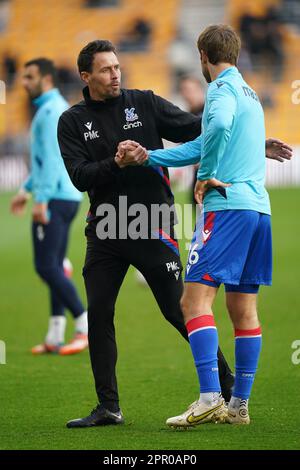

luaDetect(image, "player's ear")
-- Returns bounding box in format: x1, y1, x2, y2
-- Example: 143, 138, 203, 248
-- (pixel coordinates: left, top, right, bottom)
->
80, 71, 90, 84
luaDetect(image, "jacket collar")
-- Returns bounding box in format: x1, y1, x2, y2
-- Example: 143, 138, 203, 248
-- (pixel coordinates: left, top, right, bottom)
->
82, 86, 123, 107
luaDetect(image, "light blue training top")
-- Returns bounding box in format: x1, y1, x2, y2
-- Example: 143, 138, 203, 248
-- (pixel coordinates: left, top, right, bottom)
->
148, 67, 271, 215
23, 88, 82, 203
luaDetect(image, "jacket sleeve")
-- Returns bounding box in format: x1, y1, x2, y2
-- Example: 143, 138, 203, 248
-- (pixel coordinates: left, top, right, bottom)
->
147, 134, 202, 167
197, 83, 236, 181
150, 92, 201, 143
57, 112, 121, 192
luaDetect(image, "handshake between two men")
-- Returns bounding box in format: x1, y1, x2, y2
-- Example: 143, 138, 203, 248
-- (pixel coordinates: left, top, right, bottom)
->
113, 139, 230, 205
114, 140, 148, 168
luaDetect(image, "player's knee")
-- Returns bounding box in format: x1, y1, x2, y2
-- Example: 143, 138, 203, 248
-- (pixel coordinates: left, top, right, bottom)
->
35, 264, 56, 283
88, 298, 115, 324
226, 302, 259, 329
181, 294, 214, 323
233, 316, 260, 330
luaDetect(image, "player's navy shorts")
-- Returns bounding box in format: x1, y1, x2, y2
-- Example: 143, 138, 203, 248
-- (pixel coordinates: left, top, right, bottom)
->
185, 210, 272, 293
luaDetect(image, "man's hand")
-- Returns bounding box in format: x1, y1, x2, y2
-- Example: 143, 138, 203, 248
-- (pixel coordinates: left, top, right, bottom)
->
32, 203, 49, 224
10, 191, 30, 216
116, 140, 139, 159
266, 138, 293, 162
194, 178, 231, 206
115, 140, 148, 168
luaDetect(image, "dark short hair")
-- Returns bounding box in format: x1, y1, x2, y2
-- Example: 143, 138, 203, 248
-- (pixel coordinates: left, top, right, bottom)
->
197, 24, 241, 65
24, 57, 57, 84
77, 40, 117, 73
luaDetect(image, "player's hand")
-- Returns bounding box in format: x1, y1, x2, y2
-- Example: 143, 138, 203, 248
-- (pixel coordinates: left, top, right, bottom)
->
32, 203, 49, 224
115, 143, 148, 168
266, 138, 293, 162
10, 191, 30, 216
194, 178, 231, 206
116, 140, 139, 159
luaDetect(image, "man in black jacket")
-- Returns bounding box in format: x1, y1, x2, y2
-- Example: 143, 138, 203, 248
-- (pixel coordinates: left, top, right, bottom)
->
57, 39, 235, 428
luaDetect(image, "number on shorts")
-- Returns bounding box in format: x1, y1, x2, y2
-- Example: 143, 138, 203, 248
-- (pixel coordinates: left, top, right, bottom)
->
188, 243, 199, 265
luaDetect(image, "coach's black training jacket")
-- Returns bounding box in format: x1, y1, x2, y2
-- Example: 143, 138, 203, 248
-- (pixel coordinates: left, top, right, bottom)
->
58, 86, 201, 223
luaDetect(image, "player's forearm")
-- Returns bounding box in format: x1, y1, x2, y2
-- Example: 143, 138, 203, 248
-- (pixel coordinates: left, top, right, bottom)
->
147, 136, 202, 168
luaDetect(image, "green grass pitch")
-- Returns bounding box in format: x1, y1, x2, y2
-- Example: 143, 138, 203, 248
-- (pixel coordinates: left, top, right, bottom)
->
0, 188, 299, 450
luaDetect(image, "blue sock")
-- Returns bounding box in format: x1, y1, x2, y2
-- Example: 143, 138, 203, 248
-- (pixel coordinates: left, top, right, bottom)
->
186, 315, 221, 393
234, 327, 262, 399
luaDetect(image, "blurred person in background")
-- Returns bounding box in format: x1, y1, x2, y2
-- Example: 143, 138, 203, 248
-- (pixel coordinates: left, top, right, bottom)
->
179, 76, 205, 117
2, 51, 18, 89
10, 58, 88, 356
118, 17, 152, 52
264, 6, 285, 80
239, 4, 285, 107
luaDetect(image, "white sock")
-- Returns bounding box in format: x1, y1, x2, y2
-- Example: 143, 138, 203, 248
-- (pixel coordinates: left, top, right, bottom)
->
199, 392, 222, 406
75, 311, 88, 335
229, 396, 248, 409
45, 316, 66, 345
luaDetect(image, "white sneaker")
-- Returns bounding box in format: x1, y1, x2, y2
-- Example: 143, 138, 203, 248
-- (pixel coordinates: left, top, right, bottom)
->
166, 397, 227, 428
226, 399, 250, 425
